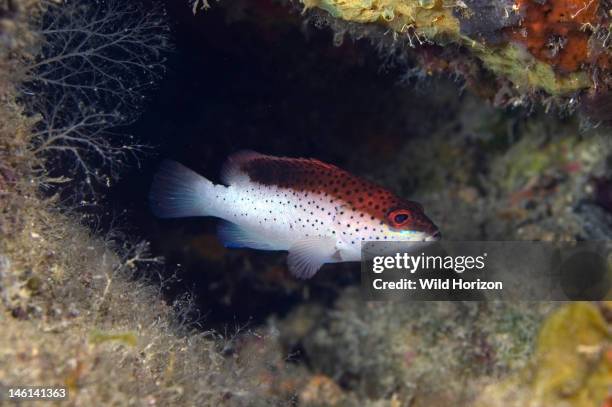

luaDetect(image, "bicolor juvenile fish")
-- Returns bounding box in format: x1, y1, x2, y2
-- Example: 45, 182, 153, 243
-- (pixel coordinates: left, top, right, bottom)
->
149, 151, 440, 278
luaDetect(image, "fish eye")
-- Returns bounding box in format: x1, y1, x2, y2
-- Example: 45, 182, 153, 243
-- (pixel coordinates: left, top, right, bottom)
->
387, 208, 413, 229
387, 209, 412, 227
394, 214, 408, 223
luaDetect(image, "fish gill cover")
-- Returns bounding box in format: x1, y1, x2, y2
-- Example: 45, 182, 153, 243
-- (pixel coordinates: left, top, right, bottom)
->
0, 0, 611, 406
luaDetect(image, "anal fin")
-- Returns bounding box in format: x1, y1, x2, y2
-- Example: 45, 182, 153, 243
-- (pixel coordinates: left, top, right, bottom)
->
217, 221, 278, 250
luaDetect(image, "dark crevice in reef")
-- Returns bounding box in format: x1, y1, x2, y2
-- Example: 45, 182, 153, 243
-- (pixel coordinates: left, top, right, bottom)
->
104, 1, 427, 328
100, 0, 612, 336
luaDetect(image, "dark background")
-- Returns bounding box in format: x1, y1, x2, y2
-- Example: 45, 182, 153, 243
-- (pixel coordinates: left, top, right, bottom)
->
105, 0, 462, 328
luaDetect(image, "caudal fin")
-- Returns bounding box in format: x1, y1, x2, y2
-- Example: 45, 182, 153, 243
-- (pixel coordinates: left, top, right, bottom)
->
149, 160, 215, 218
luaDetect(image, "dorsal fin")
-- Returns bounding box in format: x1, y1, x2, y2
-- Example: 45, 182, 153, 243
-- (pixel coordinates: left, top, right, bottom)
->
219, 150, 343, 187
220, 150, 266, 185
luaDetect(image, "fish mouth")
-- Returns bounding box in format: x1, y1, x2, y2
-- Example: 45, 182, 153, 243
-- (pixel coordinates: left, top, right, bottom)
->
424, 230, 441, 242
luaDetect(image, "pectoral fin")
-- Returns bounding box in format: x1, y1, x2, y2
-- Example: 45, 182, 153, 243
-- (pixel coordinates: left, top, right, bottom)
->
287, 237, 338, 279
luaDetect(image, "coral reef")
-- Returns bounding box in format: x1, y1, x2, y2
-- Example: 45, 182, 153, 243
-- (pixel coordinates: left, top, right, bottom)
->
299, 0, 612, 120
275, 288, 557, 405
507, 0, 600, 73
475, 302, 612, 407
2, 1, 611, 406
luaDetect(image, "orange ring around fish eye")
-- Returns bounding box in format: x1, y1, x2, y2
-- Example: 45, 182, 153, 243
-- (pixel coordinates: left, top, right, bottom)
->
387, 209, 412, 227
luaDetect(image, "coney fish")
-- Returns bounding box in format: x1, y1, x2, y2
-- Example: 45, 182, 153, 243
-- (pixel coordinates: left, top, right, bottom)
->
150, 151, 440, 279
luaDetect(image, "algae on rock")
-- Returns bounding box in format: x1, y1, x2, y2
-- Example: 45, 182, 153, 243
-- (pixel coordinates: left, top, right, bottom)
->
476, 302, 612, 407
299, 0, 611, 111
277, 287, 556, 405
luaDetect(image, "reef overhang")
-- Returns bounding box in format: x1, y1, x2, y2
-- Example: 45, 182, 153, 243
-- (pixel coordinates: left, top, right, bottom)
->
300, 0, 612, 119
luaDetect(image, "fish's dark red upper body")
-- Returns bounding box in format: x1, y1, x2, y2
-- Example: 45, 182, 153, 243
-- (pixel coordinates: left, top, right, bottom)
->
224, 151, 438, 237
